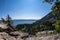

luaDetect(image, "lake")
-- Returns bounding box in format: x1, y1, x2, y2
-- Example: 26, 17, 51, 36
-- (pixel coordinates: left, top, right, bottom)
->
13, 20, 37, 26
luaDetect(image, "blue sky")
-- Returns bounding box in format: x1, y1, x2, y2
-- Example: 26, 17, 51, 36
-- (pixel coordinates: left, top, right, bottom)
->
0, 0, 52, 20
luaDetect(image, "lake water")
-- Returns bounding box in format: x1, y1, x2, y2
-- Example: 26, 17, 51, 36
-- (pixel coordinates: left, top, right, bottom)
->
13, 20, 37, 26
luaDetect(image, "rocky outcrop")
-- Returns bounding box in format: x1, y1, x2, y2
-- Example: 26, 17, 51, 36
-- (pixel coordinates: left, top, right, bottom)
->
0, 31, 60, 40
0, 31, 29, 40
0, 32, 16, 40
26, 34, 60, 40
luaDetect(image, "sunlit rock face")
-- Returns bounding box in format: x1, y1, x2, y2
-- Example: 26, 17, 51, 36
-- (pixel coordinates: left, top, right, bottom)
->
0, 23, 8, 29
0, 22, 16, 32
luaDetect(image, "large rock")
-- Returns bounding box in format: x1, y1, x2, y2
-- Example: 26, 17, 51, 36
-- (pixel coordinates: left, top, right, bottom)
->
10, 31, 29, 37
0, 32, 16, 40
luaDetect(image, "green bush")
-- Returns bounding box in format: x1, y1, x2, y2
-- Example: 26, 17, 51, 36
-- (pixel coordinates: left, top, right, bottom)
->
53, 20, 60, 33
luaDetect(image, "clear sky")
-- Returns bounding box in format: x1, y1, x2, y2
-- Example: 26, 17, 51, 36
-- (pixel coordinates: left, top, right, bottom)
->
0, 0, 52, 20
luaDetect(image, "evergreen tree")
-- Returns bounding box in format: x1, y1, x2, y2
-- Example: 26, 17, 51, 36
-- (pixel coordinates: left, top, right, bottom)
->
1, 18, 6, 24
6, 15, 13, 25
44, 0, 60, 33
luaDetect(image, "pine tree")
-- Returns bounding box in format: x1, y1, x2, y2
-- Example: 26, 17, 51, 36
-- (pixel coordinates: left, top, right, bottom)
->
6, 15, 13, 25
45, 0, 60, 33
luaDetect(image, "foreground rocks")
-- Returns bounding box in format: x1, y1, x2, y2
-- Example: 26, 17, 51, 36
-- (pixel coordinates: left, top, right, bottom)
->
0, 31, 29, 40
0, 32, 16, 40
0, 31, 60, 40
26, 34, 60, 40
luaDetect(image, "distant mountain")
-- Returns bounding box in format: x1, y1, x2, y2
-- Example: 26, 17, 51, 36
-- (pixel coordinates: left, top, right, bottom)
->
33, 12, 57, 25
12, 19, 37, 26
30, 12, 57, 31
